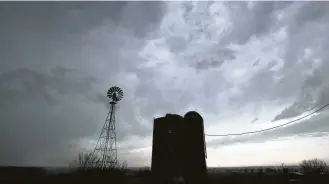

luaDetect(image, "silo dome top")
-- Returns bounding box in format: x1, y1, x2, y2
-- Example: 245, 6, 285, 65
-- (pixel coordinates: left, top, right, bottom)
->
184, 111, 203, 123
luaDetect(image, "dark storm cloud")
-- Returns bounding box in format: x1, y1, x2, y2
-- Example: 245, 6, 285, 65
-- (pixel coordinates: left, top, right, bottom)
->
119, 1, 168, 38
215, 1, 329, 125
160, 1, 239, 72
190, 48, 236, 70
272, 62, 329, 122
0, 68, 103, 166
281, 2, 329, 72
176, 1, 329, 151
0, 67, 98, 107
0, 1, 167, 166
251, 117, 258, 124
271, 2, 329, 122
228, 67, 299, 109
0, 1, 166, 37
0, 2, 125, 70
221, 1, 292, 45
0, 1, 167, 72
294, 2, 329, 27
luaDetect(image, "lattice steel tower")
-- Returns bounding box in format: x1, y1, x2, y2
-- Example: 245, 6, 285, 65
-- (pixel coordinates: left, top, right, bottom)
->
89, 86, 123, 169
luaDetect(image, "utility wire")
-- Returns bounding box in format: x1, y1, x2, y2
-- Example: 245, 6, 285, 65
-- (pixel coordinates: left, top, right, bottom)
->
205, 103, 329, 137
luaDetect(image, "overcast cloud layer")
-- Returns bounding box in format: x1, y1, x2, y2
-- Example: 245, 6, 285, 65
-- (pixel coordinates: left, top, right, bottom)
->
1, 1, 329, 167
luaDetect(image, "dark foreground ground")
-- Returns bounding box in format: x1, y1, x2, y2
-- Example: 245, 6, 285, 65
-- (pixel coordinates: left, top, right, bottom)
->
1, 166, 329, 184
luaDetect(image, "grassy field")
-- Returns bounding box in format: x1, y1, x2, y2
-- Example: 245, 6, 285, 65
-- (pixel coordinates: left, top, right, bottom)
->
1, 166, 329, 184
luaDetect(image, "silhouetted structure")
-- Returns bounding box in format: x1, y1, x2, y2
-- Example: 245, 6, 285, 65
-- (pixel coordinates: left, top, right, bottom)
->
183, 111, 207, 184
89, 86, 123, 169
151, 111, 207, 184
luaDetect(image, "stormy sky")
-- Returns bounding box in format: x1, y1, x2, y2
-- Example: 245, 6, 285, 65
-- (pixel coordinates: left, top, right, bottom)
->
1, 1, 329, 167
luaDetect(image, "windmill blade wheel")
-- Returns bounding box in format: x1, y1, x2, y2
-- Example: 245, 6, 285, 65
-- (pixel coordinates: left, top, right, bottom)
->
107, 86, 124, 102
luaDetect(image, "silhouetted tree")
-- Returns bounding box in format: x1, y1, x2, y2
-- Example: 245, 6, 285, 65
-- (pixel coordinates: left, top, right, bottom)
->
69, 152, 128, 171
299, 158, 327, 174
119, 160, 128, 171
69, 152, 101, 169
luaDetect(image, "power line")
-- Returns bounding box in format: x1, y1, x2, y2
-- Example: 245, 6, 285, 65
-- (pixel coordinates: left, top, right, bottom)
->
205, 103, 329, 137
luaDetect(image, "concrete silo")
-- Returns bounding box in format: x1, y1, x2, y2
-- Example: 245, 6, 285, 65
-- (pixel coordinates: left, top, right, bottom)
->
151, 114, 185, 184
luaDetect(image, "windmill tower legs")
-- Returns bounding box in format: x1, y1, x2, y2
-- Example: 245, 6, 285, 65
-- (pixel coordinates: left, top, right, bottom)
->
88, 86, 123, 169
90, 102, 118, 169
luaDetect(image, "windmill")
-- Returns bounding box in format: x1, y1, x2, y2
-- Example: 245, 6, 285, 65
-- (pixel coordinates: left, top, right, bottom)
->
89, 86, 123, 169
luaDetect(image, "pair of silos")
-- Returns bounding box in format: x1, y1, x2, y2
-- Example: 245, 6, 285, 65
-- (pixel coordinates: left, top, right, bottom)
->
151, 111, 207, 184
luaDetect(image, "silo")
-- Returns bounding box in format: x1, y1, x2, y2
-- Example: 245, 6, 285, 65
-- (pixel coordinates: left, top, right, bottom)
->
151, 116, 169, 183
151, 114, 185, 184
183, 111, 207, 184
